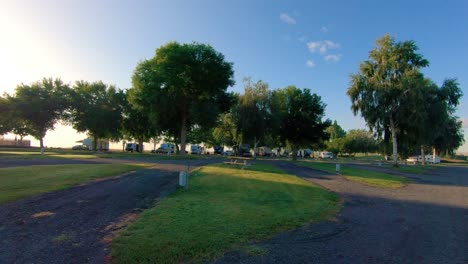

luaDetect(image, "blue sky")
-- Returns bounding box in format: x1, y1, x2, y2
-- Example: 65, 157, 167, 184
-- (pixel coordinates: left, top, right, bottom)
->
1, 0, 467, 152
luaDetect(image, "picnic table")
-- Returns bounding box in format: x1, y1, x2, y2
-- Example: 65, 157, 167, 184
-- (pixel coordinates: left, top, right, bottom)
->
223, 158, 252, 169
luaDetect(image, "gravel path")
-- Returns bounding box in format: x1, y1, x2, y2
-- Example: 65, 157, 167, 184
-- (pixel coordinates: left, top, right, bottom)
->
216, 161, 468, 264
0, 159, 218, 264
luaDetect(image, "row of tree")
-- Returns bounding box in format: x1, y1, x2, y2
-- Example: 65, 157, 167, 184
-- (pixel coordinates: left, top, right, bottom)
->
0, 42, 332, 158
0, 36, 464, 163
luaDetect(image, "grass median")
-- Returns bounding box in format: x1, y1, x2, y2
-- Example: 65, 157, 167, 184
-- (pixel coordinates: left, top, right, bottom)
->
111, 163, 340, 263
297, 161, 410, 188
0, 163, 147, 204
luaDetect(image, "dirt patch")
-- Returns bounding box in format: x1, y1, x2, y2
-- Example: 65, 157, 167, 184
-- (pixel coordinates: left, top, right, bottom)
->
102, 211, 142, 244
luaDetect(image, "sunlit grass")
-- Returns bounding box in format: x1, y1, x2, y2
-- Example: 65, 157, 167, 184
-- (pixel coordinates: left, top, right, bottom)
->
297, 161, 410, 188
111, 163, 340, 263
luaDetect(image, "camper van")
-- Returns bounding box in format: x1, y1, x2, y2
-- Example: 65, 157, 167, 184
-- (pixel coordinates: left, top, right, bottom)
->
191, 145, 204, 155
257, 146, 273, 157
319, 151, 334, 159
125, 143, 140, 152
155, 143, 175, 154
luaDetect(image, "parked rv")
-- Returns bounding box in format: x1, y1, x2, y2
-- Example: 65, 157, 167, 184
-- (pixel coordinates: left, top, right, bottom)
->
239, 144, 251, 157
319, 151, 334, 159
125, 143, 140, 152
191, 145, 204, 155
257, 146, 273, 157
155, 143, 175, 154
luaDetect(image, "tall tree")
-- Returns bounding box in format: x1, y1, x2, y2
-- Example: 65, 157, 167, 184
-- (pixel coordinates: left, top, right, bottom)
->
68, 81, 125, 150
271, 86, 331, 160
0, 96, 13, 135
9, 78, 70, 148
212, 112, 242, 152
347, 35, 429, 166
123, 88, 159, 152
132, 42, 234, 155
326, 120, 346, 141
235, 78, 270, 158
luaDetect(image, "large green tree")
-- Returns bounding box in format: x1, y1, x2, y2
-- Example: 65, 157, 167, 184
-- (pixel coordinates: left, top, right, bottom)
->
68, 81, 125, 150
326, 120, 346, 141
235, 78, 270, 158
9, 78, 70, 148
271, 86, 331, 160
347, 35, 429, 166
0, 96, 13, 135
132, 42, 234, 155
123, 88, 159, 152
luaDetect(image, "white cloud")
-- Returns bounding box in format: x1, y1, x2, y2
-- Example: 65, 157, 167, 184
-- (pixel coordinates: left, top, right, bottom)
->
320, 26, 329, 33
306, 59, 316, 68
324, 54, 342, 62
307, 40, 340, 53
280, 13, 296, 24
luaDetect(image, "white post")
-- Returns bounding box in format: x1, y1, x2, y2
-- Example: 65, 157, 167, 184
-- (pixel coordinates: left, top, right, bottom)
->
336, 163, 341, 174
179, 171, 187, 189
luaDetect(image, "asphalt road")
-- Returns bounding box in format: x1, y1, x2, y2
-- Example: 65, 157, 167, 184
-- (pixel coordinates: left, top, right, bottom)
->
216, 162, 468, 264
0, 159, 218, 264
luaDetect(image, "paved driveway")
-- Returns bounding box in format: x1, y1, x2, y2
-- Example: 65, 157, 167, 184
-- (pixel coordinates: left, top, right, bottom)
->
0, 159, 218, 264
216, 162, 468, 264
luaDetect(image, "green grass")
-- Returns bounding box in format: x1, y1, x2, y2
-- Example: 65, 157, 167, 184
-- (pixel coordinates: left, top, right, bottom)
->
0, 163, 147, 204
112, 163, 340, 263
297, 161, 410, 188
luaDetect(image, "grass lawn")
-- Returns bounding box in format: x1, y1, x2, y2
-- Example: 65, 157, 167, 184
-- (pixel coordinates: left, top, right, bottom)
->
297, 161, 410, 188
0, 163, 147, 204
111, 163, 340, 263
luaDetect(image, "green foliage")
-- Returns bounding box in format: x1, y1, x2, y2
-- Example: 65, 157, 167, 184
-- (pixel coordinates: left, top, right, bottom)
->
68, 81, 125, 149
347, 34, 429, 165
122, 88, 158, 151
131, 42, 235, 155
8, 78, 71, 147
326, 120, 346, 140
212, 112, 242, 149
111, 164, 339, 263
234, 78, 270, 153
271, 86, 331, 160
0, 96, 13, 135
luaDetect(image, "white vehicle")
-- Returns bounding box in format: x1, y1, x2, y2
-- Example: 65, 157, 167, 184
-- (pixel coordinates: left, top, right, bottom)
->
155, 143, 175, 154
191, 145, 204, 155
406, 155, 441, 164
319, 151, 334, 159
257, 146, 273, 157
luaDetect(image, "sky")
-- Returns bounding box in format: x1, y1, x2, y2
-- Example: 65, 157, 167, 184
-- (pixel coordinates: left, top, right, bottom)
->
1, 0, 467, 152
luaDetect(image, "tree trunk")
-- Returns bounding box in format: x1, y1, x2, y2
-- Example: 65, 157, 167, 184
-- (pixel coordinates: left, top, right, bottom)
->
433, 147, 437, 164
40, 137, 44, 148
180, 114, 187, 156
138, 139, 144, 153
292, 147, 297, 161
421, 145, 426, 165
253, 137, 258, 160
389, 117, 398, 167
93, 135, 98, 151
122, 141, 126, 152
